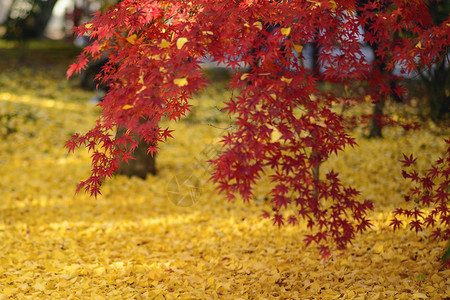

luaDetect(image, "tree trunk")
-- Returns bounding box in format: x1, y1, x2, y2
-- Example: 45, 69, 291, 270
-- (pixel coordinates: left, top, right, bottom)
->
357, 0, 404, 139
368, 100, 385, 138
311, 41, 320, 78
427, 60, 450, 121
34, 0, 57, 37
116, 125, 157, 179
5, 0, 57, 39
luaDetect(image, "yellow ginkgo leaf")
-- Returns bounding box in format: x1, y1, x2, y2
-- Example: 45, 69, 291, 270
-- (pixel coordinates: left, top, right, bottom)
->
329, 0, 337, 11
85, 23, 93, 29
207, 277, 215, 286
415, 41, 423, 49
280, 27, 291, 36
174, 77, 188, 87
94, 266, 105, 276
293, 44, 303, 53
158, 39, 171, 48
123, 104, 134, 110
148, 54, 161, 61
253, 21, 263, 30
126, 34, 137, 45
267, 125, 282, 142
33, 282, 45, 291
430, 273, 442, 283
3, 287, 12, 297
240, 73, 249, 80
177, 37, 188, 50
137, 86, 146, 94
91, 294, 105, 300
281, 76, 292, 85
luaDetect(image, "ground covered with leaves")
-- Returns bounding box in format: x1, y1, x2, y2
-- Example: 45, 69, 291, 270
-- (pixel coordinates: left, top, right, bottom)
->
0, 41, 449, 299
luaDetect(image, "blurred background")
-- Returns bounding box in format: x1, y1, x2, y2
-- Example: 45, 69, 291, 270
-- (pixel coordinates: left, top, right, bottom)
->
0, 0, 116, 41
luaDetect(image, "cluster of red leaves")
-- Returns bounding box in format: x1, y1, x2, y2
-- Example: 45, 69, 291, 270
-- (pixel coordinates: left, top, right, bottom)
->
392, 141, 450, 243
66, 0, 449, 257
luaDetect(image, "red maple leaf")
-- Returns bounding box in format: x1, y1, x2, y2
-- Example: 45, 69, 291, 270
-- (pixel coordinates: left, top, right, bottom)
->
272, 214, 284, 228
409, 220, 423, 233
67, 54, 89, 78
390, 218, 403, 231
399, 153, 417, 167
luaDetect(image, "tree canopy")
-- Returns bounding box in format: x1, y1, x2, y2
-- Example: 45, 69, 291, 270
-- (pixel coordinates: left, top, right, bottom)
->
67, 0, 450, 257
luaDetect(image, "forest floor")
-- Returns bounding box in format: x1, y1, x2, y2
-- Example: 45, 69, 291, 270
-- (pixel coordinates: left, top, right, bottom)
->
0, 40, 449, 299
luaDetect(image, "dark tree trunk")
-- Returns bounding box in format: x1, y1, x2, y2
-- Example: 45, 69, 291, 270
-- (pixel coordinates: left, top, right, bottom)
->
80, 58, 158, 179
357, 0, 403, 138
116, 123, 157, 179
80, 58, 109, 92
421, 1, 450, 122
5, 0, 57, 39
421, 57, 450, 122
311, 41, 320, 78
368, 100, 385, 138
430, 61, 450, 121
34, 0, 57, 36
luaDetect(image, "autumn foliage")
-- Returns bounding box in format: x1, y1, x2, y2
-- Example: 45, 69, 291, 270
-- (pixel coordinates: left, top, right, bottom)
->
67, 0, 450, 257
393, 141, 450, 240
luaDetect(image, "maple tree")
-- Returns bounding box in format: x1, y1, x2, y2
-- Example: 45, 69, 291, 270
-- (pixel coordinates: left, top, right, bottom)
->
66, 0, 450, 257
